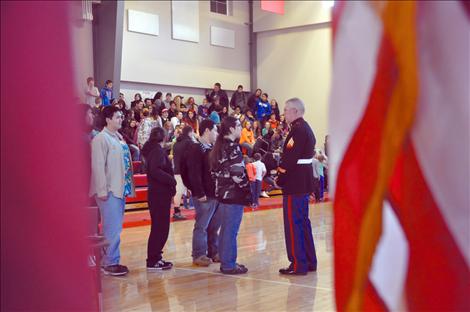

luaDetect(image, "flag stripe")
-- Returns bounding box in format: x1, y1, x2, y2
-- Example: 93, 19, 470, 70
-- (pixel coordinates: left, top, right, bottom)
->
363, 279, 388, 311
333, 2, 420, 310
389, 143, 470, 310
412, 0, 470, 265
349, 3, 419, 310
332, 1, 469, 310
334, 33, 398, 311
328, 1, 383, 199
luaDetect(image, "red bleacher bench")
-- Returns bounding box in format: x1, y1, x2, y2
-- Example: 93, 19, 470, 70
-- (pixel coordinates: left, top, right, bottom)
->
132, 161, 142, 173
126, 187, 148, 203
133, 174, 148, 187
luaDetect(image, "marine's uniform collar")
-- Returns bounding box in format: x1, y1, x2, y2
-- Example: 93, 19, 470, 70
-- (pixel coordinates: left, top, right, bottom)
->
290, 117, 304, 127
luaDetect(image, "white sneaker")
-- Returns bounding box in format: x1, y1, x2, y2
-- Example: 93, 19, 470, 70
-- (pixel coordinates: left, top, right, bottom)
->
260, 191, 270, 198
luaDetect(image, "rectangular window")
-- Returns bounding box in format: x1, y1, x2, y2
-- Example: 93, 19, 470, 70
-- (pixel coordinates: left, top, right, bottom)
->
210, 0, 228, 15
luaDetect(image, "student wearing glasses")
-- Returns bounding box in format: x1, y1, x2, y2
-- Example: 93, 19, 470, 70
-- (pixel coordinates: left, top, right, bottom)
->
90, 106, 135, 276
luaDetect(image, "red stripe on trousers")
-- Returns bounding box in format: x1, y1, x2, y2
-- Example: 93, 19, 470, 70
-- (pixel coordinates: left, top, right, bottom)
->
334, 35, 398, 311
389, 142, 470, 310
287, 195, 298, 271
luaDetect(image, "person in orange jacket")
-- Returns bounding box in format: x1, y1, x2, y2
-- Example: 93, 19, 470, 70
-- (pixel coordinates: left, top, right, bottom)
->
239, 121, 255, 157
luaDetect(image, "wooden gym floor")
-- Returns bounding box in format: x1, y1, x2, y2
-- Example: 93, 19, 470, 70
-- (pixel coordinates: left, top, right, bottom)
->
102, 202, 335, 311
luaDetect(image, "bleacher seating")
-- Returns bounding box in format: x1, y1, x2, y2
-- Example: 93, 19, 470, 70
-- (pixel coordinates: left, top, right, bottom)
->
126, 162, 285, 209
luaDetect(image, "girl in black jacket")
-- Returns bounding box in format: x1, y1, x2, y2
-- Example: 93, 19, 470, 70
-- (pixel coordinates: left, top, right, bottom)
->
142, 127, 177, 270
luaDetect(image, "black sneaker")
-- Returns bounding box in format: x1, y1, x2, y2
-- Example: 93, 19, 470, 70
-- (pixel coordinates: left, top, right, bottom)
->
147, 260, 173, 271
172, 212, 187, 221
102, 264, 129, 276
220, 264, 248, 275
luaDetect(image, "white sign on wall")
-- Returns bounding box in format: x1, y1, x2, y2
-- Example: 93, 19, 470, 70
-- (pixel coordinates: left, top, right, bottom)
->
171, 1, 200, 43
128, 9, 159, 36
210, 26, 235, 49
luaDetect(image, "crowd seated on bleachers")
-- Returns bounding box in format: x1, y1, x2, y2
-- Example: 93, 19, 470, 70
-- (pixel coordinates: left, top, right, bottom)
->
86, 79, 329, 207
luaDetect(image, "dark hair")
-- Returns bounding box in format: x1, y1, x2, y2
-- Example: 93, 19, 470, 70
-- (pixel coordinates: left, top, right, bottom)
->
262, 93, 268, 98
170, 101, 176, 107
153, 91, 162, 101
185, 110, 197, 124
181, 125, 193, 137
142, 127, 166, 158
149, 127, 165, 143
215, 82, 221, 88
99, 105, 120, 129
80, 104, 93, 132
150, 105, 159, 119
237, 85, 243, 89
86, 77, 94, 84
210, 116, 238, 169
105, 80, 112, 85
117, 99, 126, 107
166, 92, 172, 97
134, 93, 142, 100
199, 119, 215, 136
254, 153, 262, 161
144, 98, 152, 103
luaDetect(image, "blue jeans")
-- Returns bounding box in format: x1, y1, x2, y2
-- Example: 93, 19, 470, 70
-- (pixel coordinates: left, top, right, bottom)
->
250, 180, 262, 206
183, 194, 194, 209
192, 198, 221, 259
95, 192, 126, 266
218, 203, 244, 270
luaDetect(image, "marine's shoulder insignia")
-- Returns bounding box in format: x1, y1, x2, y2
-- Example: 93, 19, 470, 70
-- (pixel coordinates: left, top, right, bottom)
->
287, 137, 294, 149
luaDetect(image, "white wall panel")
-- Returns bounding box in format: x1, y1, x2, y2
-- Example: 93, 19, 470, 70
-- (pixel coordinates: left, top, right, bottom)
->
128, 9, 159, 36
171, 1, 199, 42
210, 26, 235, 48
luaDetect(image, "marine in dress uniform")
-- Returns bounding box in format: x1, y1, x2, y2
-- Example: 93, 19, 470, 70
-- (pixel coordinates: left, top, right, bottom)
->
277, 116, 317, 275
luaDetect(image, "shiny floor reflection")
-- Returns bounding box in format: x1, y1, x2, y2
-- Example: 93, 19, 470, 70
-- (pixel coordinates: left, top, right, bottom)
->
102, 202, 334, 311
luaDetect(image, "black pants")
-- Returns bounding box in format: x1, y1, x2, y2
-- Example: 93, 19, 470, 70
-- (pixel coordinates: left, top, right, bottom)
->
312, 178, 321, 201
147, 190, 172, 266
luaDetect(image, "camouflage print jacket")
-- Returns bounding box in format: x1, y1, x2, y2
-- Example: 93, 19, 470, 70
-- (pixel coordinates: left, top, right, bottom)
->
211, 138, 252, 206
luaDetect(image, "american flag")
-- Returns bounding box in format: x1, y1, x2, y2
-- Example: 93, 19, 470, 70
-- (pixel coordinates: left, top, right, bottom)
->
329, 1, 470, 311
